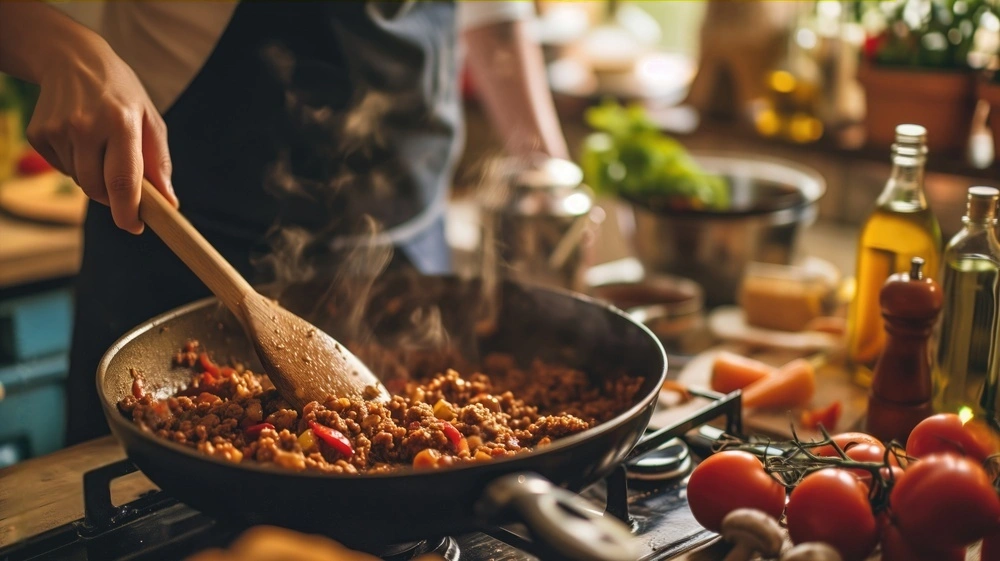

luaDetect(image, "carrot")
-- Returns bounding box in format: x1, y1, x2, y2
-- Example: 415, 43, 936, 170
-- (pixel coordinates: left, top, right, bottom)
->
741, 358, 816, 410
710, 352, 776, 394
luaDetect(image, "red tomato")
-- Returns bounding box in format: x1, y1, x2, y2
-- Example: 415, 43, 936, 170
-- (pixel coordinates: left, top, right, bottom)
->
844, 442, 901, 465
843, 443, 903, 488
891, 454, 1000, 549
881, 523, 965, 561
686, 451, 787, 532
800, 401, 842, 431
786, 469, 879, 561
811, 432, 885, 457
871, 465, 906, 496
16, 148, 53, 176
965, 419, 1000, 458
907, 414, 999, 463
983, 527, 1000, 561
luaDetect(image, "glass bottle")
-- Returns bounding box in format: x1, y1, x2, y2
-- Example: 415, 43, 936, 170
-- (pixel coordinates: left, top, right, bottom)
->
933, 186, 1000, 428
846, 124, 942, 387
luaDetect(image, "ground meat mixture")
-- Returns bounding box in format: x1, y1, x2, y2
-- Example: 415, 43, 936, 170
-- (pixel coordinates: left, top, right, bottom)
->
119, 341, 644, 474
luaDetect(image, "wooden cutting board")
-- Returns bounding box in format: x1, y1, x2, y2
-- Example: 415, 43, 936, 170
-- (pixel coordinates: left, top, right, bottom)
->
675, 342, 870, 441
0, 171, 88, 226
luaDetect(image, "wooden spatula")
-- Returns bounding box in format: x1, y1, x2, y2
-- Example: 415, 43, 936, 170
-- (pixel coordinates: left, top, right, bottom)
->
137, 179, 390, 408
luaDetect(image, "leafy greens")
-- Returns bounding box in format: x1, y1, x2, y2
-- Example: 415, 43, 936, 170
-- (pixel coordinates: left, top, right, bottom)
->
579, 100, 730, 211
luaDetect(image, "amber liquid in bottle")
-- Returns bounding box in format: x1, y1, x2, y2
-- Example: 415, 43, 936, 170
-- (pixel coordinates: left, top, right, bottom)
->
847, 125, 942, 387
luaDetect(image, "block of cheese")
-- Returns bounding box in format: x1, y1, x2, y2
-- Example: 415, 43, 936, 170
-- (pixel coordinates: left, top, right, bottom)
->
738, 262, 836, 332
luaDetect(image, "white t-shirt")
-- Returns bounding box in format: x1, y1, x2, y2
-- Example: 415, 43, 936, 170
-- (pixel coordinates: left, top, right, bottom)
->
51, 1, 534, 112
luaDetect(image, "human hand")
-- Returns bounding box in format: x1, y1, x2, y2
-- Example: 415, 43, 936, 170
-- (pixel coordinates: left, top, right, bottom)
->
26, 34, 177, 234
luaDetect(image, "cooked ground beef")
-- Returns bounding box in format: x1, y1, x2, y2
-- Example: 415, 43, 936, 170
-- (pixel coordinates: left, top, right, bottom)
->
119, 340, 644, 474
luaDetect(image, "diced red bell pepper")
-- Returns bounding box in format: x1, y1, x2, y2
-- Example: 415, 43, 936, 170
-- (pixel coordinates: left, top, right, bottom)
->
309, 421, 354, 458
800, 401, 842, 431
244, 422, 274, 439
131, 379, 144, 399
442, 422, 462, 449
219, 367, 237, 378
198, 353, 220, 375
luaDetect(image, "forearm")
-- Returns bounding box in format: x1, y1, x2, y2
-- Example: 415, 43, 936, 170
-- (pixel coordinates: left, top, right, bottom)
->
0, 1, 104, 84
463, 20, 569, 160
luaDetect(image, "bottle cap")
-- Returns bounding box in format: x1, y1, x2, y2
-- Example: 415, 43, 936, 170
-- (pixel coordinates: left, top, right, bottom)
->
892, 124, 928, 157
965, 186, 999, 224
895, 124, 927, 144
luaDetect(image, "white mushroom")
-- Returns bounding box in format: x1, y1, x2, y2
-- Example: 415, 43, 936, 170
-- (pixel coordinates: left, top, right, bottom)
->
720, 508, 784, 561
781, 542, 843, 561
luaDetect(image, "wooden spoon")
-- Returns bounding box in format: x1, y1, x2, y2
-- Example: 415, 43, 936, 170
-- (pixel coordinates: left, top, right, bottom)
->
137, 179, 390, 408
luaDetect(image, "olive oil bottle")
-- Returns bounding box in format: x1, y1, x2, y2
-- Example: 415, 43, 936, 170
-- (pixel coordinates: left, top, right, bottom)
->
933, 187, 1000, 427
846, 124, 942, 387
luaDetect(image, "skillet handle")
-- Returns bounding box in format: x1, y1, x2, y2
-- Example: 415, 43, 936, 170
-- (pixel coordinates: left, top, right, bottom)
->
475, 473, 639, 561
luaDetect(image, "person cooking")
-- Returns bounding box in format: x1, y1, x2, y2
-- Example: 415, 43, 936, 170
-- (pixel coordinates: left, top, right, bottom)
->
0, 1, 570, 445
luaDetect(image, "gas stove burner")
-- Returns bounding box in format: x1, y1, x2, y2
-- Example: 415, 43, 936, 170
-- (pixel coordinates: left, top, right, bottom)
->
625, 437, 691, 480
380, 537, 459, 561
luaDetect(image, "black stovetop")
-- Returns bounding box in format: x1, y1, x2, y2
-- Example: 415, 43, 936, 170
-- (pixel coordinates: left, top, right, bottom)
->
2, 462, 712, 561
2, 392, 740, 561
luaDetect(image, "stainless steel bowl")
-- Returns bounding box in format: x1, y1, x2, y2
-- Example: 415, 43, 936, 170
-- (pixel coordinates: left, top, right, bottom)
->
622, 152, 826, 307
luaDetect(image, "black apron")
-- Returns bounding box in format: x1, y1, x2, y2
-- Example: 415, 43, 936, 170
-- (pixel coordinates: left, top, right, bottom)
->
65, 1, 460, 445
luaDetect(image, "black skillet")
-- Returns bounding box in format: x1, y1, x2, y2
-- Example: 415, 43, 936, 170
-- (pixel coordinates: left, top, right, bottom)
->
96, 275, 669, 561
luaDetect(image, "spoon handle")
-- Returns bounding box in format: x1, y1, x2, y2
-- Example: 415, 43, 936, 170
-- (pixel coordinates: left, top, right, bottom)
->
138, 179, 254, 315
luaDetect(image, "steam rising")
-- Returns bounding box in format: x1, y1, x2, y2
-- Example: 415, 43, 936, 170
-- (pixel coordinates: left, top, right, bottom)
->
250, 40, 486, 381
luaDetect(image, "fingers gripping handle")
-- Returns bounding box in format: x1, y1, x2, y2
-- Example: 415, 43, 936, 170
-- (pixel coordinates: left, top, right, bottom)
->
477, 473, 639, 561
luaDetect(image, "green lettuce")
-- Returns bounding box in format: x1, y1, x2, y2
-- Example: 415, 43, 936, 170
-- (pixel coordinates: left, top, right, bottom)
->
579, 100, 729, 211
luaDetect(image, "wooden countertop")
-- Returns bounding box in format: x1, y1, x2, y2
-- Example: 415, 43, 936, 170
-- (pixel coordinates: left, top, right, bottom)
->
0, 436, 156, 547
0, 211, 82, 289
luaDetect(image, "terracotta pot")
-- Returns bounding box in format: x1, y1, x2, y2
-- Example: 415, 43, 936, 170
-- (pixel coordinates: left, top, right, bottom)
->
858, 61, 977, 156
977, 79, 1000, 159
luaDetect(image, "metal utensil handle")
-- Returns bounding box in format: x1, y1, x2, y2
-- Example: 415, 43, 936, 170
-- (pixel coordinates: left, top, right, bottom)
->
476, 472, 639, 561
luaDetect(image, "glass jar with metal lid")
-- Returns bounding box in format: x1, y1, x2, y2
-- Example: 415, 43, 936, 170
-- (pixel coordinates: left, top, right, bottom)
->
480, 156, 603, 293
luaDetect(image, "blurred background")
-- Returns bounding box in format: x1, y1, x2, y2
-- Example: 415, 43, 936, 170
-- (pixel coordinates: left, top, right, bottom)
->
1, 0, 1000, 466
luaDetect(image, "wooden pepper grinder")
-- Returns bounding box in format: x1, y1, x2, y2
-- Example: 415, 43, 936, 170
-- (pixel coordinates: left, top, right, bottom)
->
865, 257, 943, 445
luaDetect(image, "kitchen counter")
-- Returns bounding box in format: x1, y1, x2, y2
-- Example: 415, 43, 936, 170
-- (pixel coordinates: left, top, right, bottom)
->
0, 436, 149, 547
0, 211, 81, 289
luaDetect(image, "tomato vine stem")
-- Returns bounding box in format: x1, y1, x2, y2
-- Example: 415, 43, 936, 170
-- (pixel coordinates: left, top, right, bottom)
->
711, 424, 914, 512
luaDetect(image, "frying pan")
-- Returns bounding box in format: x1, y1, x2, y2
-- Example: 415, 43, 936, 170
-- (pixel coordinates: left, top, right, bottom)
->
97, 275, 668, 561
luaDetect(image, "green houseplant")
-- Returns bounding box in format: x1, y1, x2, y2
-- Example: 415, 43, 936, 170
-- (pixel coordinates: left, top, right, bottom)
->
856, 0, 996, 155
